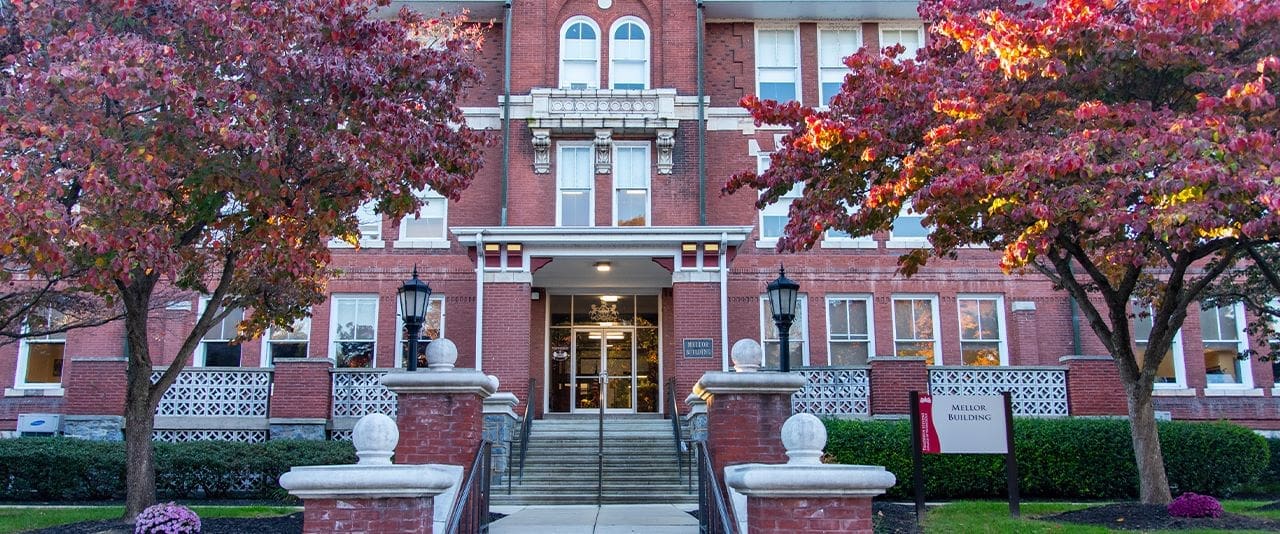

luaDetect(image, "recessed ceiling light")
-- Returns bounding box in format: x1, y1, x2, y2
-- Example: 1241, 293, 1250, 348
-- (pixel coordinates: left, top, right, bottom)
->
594, 261, 612, 272
600, 295, 620, 302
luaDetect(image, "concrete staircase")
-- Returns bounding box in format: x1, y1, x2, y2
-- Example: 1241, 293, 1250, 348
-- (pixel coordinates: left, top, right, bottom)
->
492, 415, 695, 505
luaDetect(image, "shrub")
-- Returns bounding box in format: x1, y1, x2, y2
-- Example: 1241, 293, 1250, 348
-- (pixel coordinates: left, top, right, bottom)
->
824, 418, 1269, 500
135, 502, 201, 534
1167, 492, 1224, 518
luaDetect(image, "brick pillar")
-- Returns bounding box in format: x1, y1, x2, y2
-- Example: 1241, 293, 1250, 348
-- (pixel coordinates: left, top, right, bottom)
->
867, 357, 928, 416
481, 277, 532, 405
62, 357, 127, 441
1061, 355, 1127, 416
673, 277, 723, 397
268, 358, 334, 440
745, 497, 875, 533
1009, 301, 1040, 364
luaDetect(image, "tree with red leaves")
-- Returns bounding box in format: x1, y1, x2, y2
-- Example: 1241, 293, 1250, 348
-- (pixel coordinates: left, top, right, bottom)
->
0, 0, 487, 518
727, 0, 1280, 504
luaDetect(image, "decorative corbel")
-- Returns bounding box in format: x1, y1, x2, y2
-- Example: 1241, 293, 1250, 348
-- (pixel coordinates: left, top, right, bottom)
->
594, 128, 613, 174
656, 129, 675, 174
531, 128, 551, 174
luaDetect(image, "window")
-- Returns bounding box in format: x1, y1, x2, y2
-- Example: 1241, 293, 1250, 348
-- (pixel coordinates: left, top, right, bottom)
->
610, 18, 649, 90
823, 201, 877, 248
398, 188, 447, 243
560, 18, 600, 89
1132, 303, 1185, 387
887, 201, 930, 246
756, 27, 799, 103
396, 297, 445, 369
557, 144, 594, 226
892, 295, 940, 364
264, 316, 310, 365
613, 144, 650, 226
330, 295, 379, 368
827, 295, 873, 366
199, 301, 244, 367
757, 155, 804, 241
1201, 302, 1251, 387
15, 309, 67, 387
957, 295, 1007, 366
356, 201, 382, 242
880, 25, 924, 60
818, 27, 860, 105
760, 294, 809, 368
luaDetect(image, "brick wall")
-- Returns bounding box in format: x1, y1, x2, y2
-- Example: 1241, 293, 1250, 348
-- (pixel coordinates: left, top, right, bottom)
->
1062, 356, 1127, 416
395, 393, 486, 475
673, 282, 723, 396
301, 498, 432, 534
482, 282, 532, 399
706, 392, 790, 476
269, 359, 333, 419
63, 359, 127, 416
747, 496, 873, 534
868, 358, 927, 416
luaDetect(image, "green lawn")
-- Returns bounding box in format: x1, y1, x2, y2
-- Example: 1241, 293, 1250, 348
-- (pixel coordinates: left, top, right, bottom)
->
923, 500, 1280, 534
0, 505, 298, 534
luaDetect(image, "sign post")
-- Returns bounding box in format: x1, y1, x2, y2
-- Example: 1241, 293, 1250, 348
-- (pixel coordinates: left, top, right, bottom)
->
910, 391, 1020, 523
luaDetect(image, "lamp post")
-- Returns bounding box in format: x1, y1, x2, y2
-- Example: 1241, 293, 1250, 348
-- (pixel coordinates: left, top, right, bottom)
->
766, 266, 800, 372
398, 266, 433, 371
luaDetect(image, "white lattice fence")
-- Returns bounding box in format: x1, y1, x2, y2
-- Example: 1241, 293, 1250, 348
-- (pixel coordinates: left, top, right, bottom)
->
152, 369, 271, 417
331, 370, 397, 419
153, 429, 268, 443
928, 367, 1068, 417
792, 367, 871, 417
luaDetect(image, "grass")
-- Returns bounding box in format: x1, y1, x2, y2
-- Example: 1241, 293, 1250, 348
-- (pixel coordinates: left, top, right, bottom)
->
0, 505, 298, 534
923, 500, 1280, 534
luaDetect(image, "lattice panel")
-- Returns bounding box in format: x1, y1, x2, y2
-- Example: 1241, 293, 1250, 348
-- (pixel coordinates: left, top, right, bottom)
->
152, 370, 271, 417
792, 368, 871, 416
331, 370, 398, 418
153, 429, 268, 443
329, 430, 353, 441
928, 367, 1068, 417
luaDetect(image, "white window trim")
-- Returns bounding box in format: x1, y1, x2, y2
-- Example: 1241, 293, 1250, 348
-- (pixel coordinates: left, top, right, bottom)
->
608, 17, 650, 90
955, 294, 1009, 366
754, 24, 802, 104
13, 327, 65, 391
329, 201, 386, 249
559, 16, 602, 90
816, 24, 862, 107
395, 189, 450, 249
1133, 304, 1188, 389
260, 315, 312, 368
1203, 301, 1254, 390
196, 298, 243, 367
891, 294, 941, 364
612, 142, 651, 227
556, 142, 596, 227
759, 294, 811, 367
878, 24, 925, 61
886, 201, 931, 248
825, 294, 875, 366
394, 296, 446, 369
328, 294, 381, 368
821, 201, 877, 249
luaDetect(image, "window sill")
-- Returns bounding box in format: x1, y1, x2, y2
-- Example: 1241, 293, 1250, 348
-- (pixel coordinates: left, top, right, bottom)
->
1152, 387, 1196, 397
821, 239, 878, 249
328, 239, 386, 250
393, 239, 451, 249
1203, 387, 1264, 397
755, 238, 780, 249
4, 387, 65, 397
884, 239, 930, 249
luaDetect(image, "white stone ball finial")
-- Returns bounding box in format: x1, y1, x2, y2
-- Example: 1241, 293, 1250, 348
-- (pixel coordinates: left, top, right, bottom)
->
426, 338, 458, 371
731, 339, 762, 373
352, 413, 399, 466
487, 374, 500, 391
781, 413, 827, 465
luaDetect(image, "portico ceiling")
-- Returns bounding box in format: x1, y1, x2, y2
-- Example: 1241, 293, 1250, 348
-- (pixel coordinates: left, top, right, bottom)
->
533, 257, 673, 291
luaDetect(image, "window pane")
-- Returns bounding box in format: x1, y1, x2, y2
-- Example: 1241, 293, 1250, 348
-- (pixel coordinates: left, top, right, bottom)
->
616, 190, 647, 226
912, 300, 934, 338
1204, 343, 1243, 384
561, 191, 590, 226
269, 342, 307, 361
356, 202, 381, 240
336, 341, 374, 368
762, 214, 787, 238
758, 30, 796, 67
819, 30, 858, 66
204, 342, 242, 367
1199, 306, 1221, 340
978, 300, 1000, 339
404, 217, 445, 239
829, 341, 868, 366
892, 216, 929, 238
24, 342, 64, 383
270, 317, 310, 341
895, 341, 934, 363
958, 300, 980, 340
961, 342, 1001, 366
893, 300, 914, 339
828, 300, 850, 336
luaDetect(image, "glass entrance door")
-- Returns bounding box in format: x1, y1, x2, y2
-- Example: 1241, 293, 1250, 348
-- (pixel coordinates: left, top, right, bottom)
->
573, 329, 634, 412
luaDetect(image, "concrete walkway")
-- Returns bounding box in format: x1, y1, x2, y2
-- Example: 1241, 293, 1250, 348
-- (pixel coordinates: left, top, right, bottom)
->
489, 504, 699, 534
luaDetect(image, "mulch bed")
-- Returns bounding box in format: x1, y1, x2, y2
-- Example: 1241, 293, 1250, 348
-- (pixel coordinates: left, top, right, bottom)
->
25, 513, 303, 534
1045, 503, 1280, 531
1252, 501, 1280, 511
873, 502, 922, 534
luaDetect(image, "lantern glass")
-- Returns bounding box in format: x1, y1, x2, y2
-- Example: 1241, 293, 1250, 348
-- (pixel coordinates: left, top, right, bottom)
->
766, 268, 800, 319
398, 271, 433, 324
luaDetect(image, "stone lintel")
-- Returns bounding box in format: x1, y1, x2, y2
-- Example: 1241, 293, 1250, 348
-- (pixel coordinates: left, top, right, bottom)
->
280, 464, 453, 500
269, 418, 329, 425
381, 369, 496, 398
724, 463, 897, 498
694, 371, 807, 400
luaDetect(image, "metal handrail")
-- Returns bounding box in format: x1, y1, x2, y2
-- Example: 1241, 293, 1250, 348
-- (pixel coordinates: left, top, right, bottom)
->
513, 380, 535, 489
694, 441, 738, 534
665, 379, 686, 476
446, 440, 492, 534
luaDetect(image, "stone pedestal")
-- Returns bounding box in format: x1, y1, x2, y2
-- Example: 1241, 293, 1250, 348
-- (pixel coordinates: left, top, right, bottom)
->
685, 393, 708, 442
483, 377, 520, 480
868, 356, 928, 416
269, 358, 334, 440
725, 414, 896, 534
1061, 355, 1127, 416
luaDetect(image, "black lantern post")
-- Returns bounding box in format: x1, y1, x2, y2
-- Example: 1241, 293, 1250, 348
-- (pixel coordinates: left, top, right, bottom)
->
397, 266, 433, 371
766, 266, 800, 372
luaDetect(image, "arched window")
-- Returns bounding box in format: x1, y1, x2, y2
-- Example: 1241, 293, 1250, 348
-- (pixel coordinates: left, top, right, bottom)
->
560, 18, 600, 89
609, 18, 649, 90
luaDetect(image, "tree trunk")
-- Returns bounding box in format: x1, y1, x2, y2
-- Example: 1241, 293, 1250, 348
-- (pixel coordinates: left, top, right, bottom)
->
123, 366, 156, 521
1127, 385, 1172, 504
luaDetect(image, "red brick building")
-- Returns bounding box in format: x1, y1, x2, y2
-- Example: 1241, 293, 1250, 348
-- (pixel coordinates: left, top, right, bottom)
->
2, 0, 1277, 440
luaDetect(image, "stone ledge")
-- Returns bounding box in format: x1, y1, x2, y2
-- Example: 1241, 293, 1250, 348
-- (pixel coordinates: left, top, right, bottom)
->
381, 369, 496, 397
724, 463, 896, 498
866, 356, 928, 364
280, 464, 454, 500
269, 417, 329, 425
1058, 355, 1114, 363
271, 358, 335, 366
694, 371, 807, 399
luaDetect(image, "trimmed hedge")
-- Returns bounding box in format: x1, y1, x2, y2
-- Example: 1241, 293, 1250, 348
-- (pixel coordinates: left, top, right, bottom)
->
0, 438, 355, 501
825, 418, 1269, 500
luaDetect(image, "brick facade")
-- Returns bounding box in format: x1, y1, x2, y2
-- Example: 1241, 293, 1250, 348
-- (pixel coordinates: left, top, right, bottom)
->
300, 498, 433, 534
395, 392, 486, 471
747, 496, 874, 534
706, 392, 792, 476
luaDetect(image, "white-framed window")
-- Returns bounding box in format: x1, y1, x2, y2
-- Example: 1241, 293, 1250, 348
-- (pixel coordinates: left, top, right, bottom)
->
757, 154, 804, 242
1132, 303, 1186, 388
356, 201, 382, 241
760, 294, 809, 368
330, 295, 379, 368
198, 300, 244, 367
560, 17, 600, 89
613, 143, 650, 226
395, 296, 445, 369
1201, 302, 1251, 388
826, 295, 874, 366
755, 26, 799, 103
818, 26, 860, 105
892, 294, 940, 364
956, 295, 1007, 366
557, 143, 595, 226
397, 188, 448, 246
609, 18, 649, 90
880, 24, 924, 60
822, 200, 877, 248
14, 308, 67, 388
263, 315, 310, 366
887, 201, 930, 247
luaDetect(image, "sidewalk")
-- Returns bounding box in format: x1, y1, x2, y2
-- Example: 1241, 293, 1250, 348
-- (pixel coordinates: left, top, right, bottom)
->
489, 504, 699, 534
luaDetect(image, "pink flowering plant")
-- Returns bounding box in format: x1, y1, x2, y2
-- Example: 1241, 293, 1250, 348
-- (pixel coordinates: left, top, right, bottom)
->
134, 502, 201, 534
1167, 492, 1224, 519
